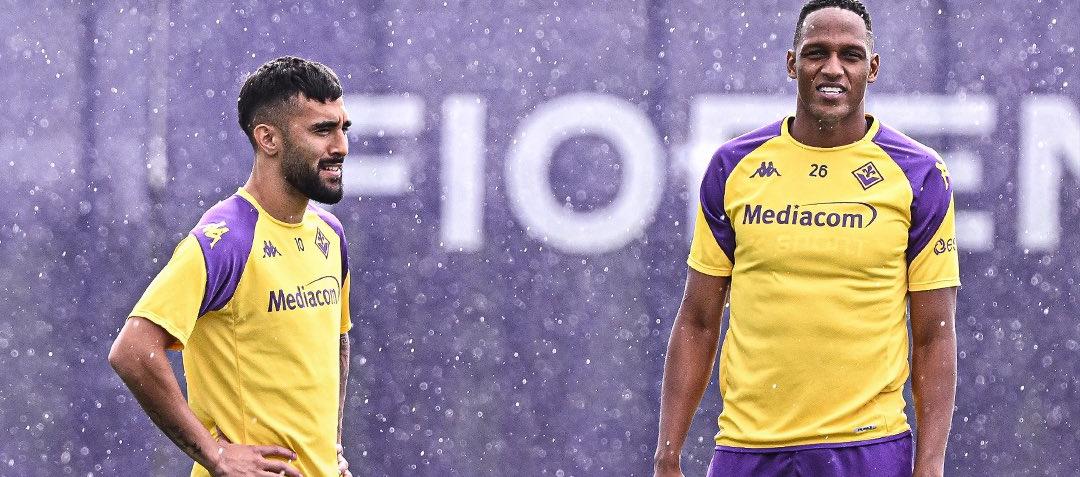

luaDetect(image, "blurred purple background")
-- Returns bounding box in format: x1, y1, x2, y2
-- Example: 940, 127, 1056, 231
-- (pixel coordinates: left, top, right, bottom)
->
1, 1, 1078, 475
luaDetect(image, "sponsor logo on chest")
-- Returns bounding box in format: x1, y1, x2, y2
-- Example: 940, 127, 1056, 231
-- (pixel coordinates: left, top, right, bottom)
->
267, 275, 341, 312
742, 202, 878, 229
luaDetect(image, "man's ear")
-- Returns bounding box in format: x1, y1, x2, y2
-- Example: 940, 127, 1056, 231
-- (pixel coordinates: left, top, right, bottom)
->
786, 50, 797, 80
253, 123, 282, 156
867, 53, 880, 84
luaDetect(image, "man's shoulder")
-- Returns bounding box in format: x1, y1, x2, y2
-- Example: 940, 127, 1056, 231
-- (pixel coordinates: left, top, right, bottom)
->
870, 122, 943, 168
871, 122, 954, 207
190, 193, 261, 255
712, 119, 785, 171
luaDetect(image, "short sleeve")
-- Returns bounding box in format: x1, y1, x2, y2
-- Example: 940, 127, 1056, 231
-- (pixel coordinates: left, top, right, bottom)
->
687, 148, 737, 276
129, 235, 208, 348
907, 160, 961, 291
688, 206, 733, 276
340, 273, 353, 334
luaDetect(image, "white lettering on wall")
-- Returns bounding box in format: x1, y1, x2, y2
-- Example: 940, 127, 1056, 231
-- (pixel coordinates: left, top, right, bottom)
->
1020, 96, 1080, 250
440, 95, 487, 252
343, 94, 424, 194
340, 92, 1071, 255
505, 93, 664, 254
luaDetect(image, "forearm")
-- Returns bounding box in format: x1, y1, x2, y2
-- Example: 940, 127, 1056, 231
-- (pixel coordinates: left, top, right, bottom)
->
111, 345, 221, 471
338, 333, 350, 443
654, 311, 723, 470
911, 331, 957, 476
908, 287, 959, 477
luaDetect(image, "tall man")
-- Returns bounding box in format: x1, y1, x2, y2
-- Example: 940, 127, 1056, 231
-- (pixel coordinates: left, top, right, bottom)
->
654, 1, 959, 476
110, 56, 354, 477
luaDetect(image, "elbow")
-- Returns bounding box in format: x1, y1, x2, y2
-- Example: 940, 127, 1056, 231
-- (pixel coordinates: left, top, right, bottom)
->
108, 334, 145, 379
107, 338, 129, 375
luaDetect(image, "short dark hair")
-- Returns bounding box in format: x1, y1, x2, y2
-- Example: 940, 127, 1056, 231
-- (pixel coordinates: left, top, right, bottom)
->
237, 56, 343, 148
793, 0, 873, 49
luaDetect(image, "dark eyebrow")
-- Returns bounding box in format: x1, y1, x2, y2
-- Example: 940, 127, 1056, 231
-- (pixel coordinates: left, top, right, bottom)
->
842, 44, 867, 54
800, 40, 867, 55
312, 120, 345, 130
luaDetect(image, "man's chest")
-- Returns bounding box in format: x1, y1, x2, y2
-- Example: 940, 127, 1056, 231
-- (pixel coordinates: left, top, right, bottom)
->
235, 224, 343, 319
725, 154, 913, 279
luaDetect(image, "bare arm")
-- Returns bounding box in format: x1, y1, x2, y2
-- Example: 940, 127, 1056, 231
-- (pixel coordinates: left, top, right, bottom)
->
108, 316, 300, 477
654, 269, 731, 476
336, 333, 352, 477
338, 333, 350, 442
909, 287, 958, 477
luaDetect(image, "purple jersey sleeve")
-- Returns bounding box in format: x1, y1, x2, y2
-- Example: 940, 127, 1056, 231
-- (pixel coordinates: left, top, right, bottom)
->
699, 119, 784, 264
190, 194, 259, 316
872, 124, 953, 263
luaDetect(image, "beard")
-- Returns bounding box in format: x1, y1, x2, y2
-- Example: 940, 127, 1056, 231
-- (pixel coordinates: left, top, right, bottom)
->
280, 137, 344, 205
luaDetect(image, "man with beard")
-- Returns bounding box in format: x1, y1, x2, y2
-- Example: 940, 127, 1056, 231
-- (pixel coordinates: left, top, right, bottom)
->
110, 56, 354, 477
654, 1, 959, 476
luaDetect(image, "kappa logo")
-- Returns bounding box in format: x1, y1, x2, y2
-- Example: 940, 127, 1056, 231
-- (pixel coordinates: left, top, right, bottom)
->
202, 221, 229, 249
749, 161, 782, 178
934, 157, 952, 190
262, 240, 282, 258
852, 161, 885, 190
314, 228, 331, 259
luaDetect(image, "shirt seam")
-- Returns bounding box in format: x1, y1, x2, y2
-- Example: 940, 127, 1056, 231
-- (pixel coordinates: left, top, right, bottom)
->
128, 311, 190, 346
230, 298, 247, 442
908, 277, 961, 291
687, 257, 732, 276
780, 115, 880, 152
715, 430, 911, 453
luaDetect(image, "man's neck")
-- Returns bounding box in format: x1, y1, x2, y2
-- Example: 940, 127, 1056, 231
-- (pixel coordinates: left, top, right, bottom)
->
789, 111, 868, 148
242, 166, 308, 224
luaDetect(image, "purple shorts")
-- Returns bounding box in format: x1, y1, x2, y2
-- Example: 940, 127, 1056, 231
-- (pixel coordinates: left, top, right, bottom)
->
706, 432, 913, 477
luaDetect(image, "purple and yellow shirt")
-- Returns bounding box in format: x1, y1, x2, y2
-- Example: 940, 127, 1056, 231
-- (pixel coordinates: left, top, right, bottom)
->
129, 188, 351, 476
688, 116, 960, 450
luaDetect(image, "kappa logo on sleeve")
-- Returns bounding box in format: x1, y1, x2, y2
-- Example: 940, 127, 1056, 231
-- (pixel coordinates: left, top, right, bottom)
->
934, 158, 952, 190
202, 221, 230, 249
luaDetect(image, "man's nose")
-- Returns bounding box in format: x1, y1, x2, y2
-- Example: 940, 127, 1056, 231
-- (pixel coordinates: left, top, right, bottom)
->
821, 53, 844, 78
330, 129, 349, 157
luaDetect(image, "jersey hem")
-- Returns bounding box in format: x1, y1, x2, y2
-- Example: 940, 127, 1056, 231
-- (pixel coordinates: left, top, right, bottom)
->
128, 311, 190, 348
908, 278, 961, 292
687, 257, 732, 277
715, 430, 911, 453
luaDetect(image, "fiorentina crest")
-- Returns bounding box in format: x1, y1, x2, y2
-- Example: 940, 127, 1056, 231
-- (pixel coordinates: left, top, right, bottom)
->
852, 161, 885, 190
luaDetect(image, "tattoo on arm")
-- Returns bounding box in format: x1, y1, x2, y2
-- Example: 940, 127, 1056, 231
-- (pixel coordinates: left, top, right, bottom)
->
144, 406, 213, 468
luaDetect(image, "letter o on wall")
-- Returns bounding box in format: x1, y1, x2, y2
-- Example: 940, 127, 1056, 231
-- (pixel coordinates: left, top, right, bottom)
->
505, 93, 664, 254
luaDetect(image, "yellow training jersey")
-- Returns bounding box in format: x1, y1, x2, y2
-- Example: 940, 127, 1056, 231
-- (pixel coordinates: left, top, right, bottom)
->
688, 116, 960, 450
129, 188, 352, 476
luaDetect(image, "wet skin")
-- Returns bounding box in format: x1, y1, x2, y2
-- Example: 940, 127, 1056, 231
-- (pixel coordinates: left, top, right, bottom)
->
787, 7, 879, 148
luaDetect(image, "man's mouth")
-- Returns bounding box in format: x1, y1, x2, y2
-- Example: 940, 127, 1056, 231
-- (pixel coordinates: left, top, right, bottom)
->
817, 84, 846, 96
319, 160, 343, 172
319, 160, 344, 179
